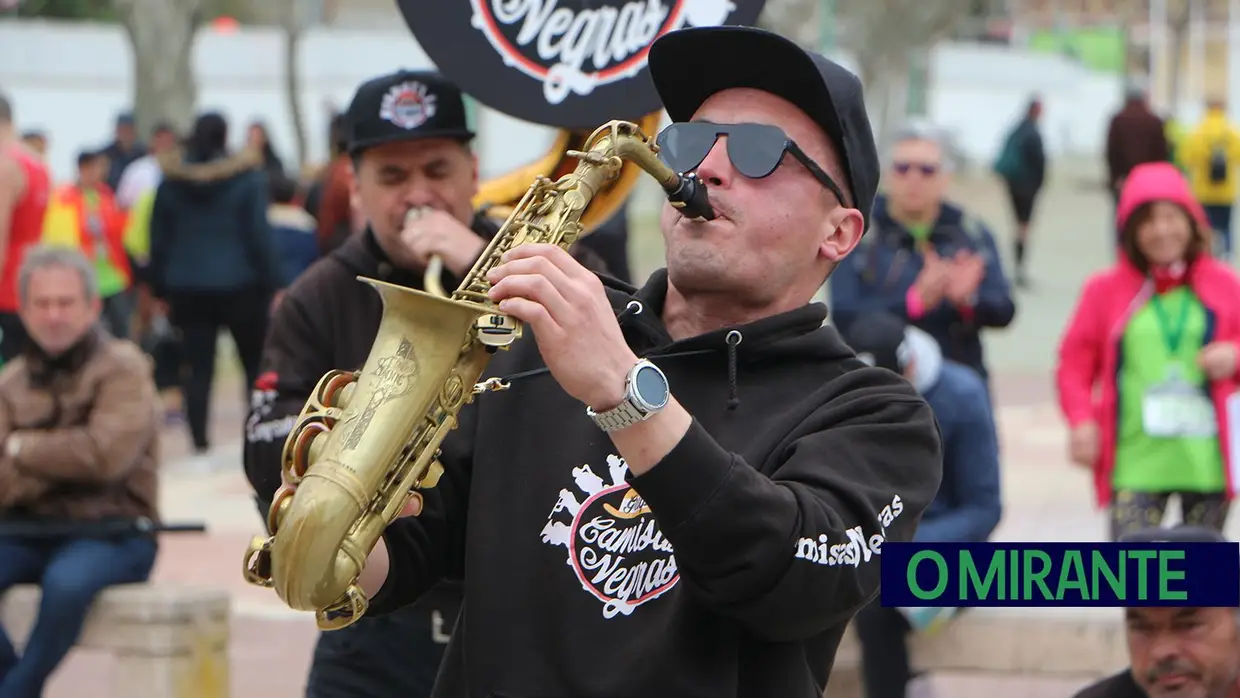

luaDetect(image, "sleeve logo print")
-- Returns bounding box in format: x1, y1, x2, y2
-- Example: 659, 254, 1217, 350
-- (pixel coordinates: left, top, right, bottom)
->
540, 454, 679, 619
794, 495, 904, 567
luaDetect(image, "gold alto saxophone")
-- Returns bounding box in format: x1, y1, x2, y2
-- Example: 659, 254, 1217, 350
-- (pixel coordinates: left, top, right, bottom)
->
242, 120, 714, 630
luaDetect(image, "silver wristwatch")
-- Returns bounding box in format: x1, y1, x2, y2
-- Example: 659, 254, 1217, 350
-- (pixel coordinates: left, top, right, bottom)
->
586, 359, 670, 432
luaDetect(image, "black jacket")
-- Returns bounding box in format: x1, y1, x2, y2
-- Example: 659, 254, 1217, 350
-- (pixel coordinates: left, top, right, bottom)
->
241, 219, 503, 681
830, 195, 1017, 383
149, 147, 282, 297
367, 269, 944, 698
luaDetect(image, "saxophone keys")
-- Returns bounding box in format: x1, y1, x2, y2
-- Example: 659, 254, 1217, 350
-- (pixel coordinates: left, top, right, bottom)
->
474, 313, 521, 348
315, 584, 369, 632
286, 421, 329, 481
242, 536, 275, 588
416, 459, 444, 490
266, 485, 297, 536
316, 371, 358, 408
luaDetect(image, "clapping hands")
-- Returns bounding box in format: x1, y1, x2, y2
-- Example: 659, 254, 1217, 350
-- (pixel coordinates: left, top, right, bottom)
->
915, 248, 985, 309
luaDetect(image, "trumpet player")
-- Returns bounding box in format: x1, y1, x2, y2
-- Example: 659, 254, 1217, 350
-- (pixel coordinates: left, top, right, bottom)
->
274, 26, 944, 698
241, 70, 611, 698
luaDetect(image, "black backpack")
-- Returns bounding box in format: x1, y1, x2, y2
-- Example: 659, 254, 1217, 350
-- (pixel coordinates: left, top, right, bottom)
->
1209, 137, 1230, 184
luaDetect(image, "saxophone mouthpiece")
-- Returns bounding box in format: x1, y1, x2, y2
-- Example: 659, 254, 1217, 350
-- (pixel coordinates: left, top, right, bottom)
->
664, 172, 716, 222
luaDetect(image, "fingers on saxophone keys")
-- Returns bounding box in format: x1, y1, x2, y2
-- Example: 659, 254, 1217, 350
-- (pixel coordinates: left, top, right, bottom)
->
399, 491, 423, 519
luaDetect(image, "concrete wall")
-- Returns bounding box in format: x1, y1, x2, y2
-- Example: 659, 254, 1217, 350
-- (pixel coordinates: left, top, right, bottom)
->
0, 19, 1159, 190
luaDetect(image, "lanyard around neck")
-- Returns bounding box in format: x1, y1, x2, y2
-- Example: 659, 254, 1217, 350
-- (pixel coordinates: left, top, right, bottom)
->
1150, 289, 1192, 356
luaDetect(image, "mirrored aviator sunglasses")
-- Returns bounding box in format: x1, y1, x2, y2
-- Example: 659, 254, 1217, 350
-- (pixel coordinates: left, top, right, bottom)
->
655, 121, 848, 205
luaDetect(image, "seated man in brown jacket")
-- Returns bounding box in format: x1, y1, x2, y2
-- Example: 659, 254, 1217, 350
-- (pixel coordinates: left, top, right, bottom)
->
0, 244, 162, 698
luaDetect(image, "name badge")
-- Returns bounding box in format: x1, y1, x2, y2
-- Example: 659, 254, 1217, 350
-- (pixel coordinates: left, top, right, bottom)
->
1143, 371, 1216, 438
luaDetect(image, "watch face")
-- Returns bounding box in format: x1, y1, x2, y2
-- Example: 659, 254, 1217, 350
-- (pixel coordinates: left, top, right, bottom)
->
633, 364, 669, 410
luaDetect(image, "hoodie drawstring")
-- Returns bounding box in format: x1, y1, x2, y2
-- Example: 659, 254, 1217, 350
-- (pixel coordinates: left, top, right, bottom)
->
725, 330, 742, 411
617, 299, 644, 323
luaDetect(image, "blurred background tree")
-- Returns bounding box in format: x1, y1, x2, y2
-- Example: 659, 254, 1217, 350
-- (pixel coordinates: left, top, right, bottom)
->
759, 0, 970, 155
279, 0, 309, 167
7, 0, 294, 149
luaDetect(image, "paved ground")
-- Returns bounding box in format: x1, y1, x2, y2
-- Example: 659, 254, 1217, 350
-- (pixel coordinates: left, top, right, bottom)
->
36, 162, 1231, 697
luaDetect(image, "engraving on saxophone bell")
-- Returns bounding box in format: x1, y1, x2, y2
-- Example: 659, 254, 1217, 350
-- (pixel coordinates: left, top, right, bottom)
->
342, 336, 421, 451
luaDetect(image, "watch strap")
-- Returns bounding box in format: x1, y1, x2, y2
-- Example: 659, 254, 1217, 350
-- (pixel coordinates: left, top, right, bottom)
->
588, 398, 649, 432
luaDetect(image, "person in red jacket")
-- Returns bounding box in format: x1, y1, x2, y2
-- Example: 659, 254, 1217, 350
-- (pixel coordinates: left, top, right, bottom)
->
0, 95, 51, 366
1056, 161, 1240, 541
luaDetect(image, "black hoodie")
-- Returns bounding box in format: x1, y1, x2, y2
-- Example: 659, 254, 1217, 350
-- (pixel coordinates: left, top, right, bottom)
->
368, 269, 944, 698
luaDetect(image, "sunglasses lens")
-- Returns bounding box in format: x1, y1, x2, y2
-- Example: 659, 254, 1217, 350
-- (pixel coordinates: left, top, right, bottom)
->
726, 124, 787, 178
657, 123, 719, 173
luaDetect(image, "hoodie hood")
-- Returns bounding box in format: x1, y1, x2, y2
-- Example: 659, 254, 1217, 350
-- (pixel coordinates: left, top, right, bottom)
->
1116, 161, 1210, 234
607, 269, 837, 358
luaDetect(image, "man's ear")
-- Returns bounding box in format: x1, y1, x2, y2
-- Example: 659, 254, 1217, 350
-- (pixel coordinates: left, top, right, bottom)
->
820, 207, 866, 263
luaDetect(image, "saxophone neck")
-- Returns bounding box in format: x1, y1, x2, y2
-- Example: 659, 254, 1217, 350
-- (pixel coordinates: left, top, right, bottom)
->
608, 123, 716, 223
451, 119, 716, 304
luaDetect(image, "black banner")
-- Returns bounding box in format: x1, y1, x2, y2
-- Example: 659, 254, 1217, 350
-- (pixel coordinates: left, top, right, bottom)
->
397, 1, 768, 130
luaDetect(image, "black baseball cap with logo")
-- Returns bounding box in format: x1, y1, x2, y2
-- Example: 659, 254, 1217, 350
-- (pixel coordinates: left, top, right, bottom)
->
344, 69, 475, 156
647, 26, 880, 231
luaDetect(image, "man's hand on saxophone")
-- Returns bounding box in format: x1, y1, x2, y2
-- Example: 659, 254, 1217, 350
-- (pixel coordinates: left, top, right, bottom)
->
402, 205, 487, 277
486, 242, 695, 477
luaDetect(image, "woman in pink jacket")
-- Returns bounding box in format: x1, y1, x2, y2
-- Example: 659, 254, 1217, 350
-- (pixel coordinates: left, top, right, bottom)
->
1056, 161, 1240, 540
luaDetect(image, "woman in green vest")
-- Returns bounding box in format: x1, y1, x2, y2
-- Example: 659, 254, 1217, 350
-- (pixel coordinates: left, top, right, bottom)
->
1057, 162, 1240, 539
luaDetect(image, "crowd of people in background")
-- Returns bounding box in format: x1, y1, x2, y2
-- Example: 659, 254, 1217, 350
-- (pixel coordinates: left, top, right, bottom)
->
2, 101, 325, 459
0, 93, 635, 463
5, 74, 1240, 698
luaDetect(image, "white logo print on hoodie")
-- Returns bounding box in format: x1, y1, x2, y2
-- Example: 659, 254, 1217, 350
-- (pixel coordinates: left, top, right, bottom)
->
541, 454, 680, 618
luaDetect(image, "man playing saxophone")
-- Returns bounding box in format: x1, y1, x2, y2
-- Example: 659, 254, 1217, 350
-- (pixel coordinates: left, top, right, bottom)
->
277, 26, 943, 698
243, 70, 608, 698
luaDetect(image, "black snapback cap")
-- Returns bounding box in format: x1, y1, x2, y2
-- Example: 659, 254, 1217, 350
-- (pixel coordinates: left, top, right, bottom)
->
647, 26, 880, 232
344, 69, 475, 156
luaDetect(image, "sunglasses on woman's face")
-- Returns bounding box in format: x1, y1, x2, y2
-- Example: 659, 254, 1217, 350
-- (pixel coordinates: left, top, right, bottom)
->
655, 121, 848, 205
892, 162, 940, 177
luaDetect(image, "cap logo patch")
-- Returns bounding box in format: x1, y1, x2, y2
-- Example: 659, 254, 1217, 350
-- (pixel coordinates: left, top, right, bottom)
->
380, 81, 438, 130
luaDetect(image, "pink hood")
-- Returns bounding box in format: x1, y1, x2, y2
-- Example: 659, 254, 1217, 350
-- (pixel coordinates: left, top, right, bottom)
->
1115, 161, 1210, 234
